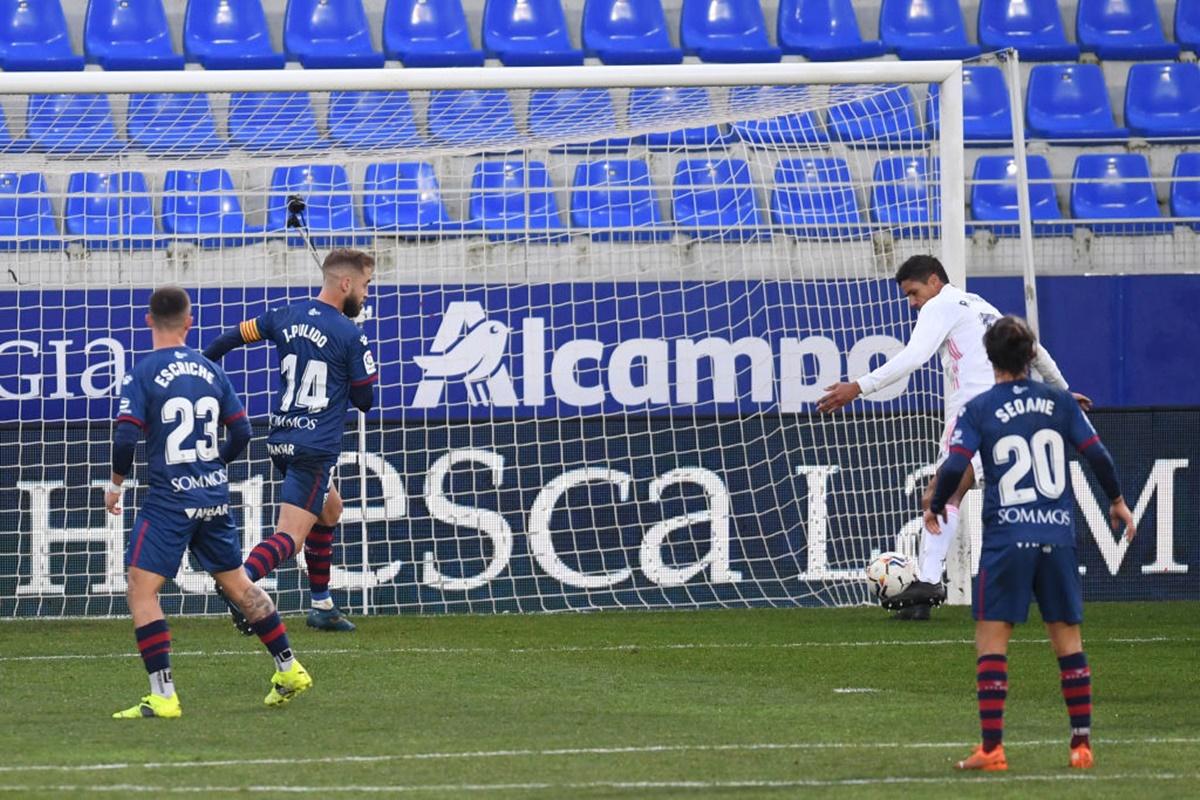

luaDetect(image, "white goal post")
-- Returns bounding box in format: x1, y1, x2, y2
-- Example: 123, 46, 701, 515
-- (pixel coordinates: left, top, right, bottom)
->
0, 60, 969, 617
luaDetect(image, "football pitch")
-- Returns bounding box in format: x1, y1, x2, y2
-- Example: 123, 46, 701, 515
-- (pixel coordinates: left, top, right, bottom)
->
0, 602, 1195, 799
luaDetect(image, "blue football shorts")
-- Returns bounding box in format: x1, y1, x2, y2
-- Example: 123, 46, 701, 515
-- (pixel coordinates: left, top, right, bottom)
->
270, 451, 337, 515
973, 539, 1084, 625
126, 499, 243, 579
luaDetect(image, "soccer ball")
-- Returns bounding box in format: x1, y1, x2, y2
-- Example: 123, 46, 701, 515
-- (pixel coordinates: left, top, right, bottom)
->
865, 552, 917, 603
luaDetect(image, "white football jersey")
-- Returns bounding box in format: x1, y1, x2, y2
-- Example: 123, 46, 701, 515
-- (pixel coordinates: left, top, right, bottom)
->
856, 284, 1068, 418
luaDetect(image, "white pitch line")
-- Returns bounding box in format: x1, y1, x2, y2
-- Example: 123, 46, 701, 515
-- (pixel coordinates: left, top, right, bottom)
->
0, 635, 1183, 663
2, 737, 1198, 775
0, 773, 1196, 794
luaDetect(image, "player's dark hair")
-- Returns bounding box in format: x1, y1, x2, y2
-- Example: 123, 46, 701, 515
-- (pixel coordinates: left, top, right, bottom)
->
984, 315, 1037, 375
894, 255, 950, 285
148, 285, 191, 330
322, 248, 374, 275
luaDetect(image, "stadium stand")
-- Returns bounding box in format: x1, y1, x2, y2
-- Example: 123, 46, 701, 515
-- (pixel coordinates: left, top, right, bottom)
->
628, 86, 730, 150
672, 159, 770, 241
1025, 63, 1129, 141
679, 0, 782, 63
363, 162, 461, 233
1170, 152, 1200, 228
1124, 62, 1200, 138
161, 168, 263, 248
266, 164, 365, 246
871, 156, 940, 238
1076, 0, 1180, 59
283, 0, 385, 68
127, 93, 228, 156
0, 172, 60, 251
0, 0, 84, 71
976, 0, 1080, 60
227, 91, 328, 152
970, 155, 1073, 236
465, 160, 570, 241
770, 157, 869, 239
1071, 153, 1173, 234
26, 93, 122, 155
383, 0, 485, 67
83, 0, 186, 70
581, 0, 683, 64
879, 0, 982, 60
64, 171, 161, 250
183, 0, 287, 69
571, 159, 671, 241
777, 0, 885, 61
482, 0, 585, 66
426, 88, 520, 147
326, 91, 426, 150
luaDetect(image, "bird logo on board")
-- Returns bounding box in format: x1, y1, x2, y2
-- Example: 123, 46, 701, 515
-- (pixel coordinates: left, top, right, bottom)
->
412, 301, 516, 408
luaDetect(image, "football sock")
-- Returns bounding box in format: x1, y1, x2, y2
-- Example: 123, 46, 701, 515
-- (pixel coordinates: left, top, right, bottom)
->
977, 653, 1008, 752
136, 619, 174, 699
244, 532, 297, 582
1059, 651, 1092, 748
251, 611, 295, 672
305, 524, 335, 607
919, 504, 958, 584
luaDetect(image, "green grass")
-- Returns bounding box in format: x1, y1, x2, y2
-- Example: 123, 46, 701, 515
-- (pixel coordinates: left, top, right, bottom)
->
0, 602, 1196, 799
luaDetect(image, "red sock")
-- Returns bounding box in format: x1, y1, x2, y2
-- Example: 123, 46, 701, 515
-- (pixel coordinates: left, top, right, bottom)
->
1059, 651, 1092, 748
305, 524, 335, 598
244, 532, 297, 582
977, 653, 1008, 752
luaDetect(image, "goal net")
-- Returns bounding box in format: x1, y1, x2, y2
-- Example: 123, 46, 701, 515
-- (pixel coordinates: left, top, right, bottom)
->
0, 63, 965, 617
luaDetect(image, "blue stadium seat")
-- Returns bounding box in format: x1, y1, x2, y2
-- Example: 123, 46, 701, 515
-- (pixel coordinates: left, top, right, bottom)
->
1169, 153, 1200, 230
628, 87, 730, 150
328, 91, 425, 150
27, 94, 122, 155
1076, 0, 1179, 60
1177, 0, 1200, 53
383, 0, 485, 67
679, 0, 782, 62
363, 162, 460, 234
0, 173, 59, 251
777, 0, 885, 61
1025, 64, 1129, 141
926, 66, 1015, 143
267, 165, 367, 247
184, 0, 286, 69
970, 155, 1072, 237
827, 86, 925, 145
870, 156, 940, 238
127, 94, 227, 156
581, 0, 683, 64
162, 169, 263, 249
977, 0, 1079, 61
427, 89, 519, 148
879, 0, 982, 60
672, 159, 770, 241
1071, 154, 1171, 235
771, 158, 867, 240
64, 171, 161, 250
1124, 63, 1200, 139
0, 0, 84, 71
482, 0, 584, 66
465, 161, 569, 242
228, 92, 328, 152
284, 0, 385, 68
571, 160, 670, 241
528, 89, 629, 153
84, 0, 186, 70
729, 85, 827, 146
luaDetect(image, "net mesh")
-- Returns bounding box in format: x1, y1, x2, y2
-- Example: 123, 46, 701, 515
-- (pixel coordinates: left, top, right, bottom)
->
0, 74, 955, 616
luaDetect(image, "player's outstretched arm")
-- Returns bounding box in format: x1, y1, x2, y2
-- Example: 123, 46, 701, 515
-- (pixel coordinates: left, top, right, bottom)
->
220, 412, 253, 465
204, 318, 268, 362
818, 300, 954, 413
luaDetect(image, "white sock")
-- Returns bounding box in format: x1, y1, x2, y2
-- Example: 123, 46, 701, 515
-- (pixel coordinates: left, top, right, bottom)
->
919, 504, 959, 584
274, 647, 295, 672
311, 596, 334, 611
149, 668, 174, 699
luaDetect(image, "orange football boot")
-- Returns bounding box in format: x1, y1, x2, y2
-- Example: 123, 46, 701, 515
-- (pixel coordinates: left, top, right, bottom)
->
1069, 743, 1094, 769
955, 743, 1008, 771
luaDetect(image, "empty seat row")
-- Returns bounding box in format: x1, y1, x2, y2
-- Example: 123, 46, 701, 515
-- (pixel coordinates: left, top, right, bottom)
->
5, 0, 1198, 73
0, 85, 936, 157
4, 152, 1194, 252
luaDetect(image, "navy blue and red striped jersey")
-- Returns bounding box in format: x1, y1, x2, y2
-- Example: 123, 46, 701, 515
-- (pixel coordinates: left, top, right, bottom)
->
243, 299, 377, 456
948, 378, 1103, 546
116, 347, 244, 505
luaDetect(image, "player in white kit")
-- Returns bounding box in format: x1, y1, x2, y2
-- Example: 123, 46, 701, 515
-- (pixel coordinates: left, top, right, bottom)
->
817, 256, 1089, 620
